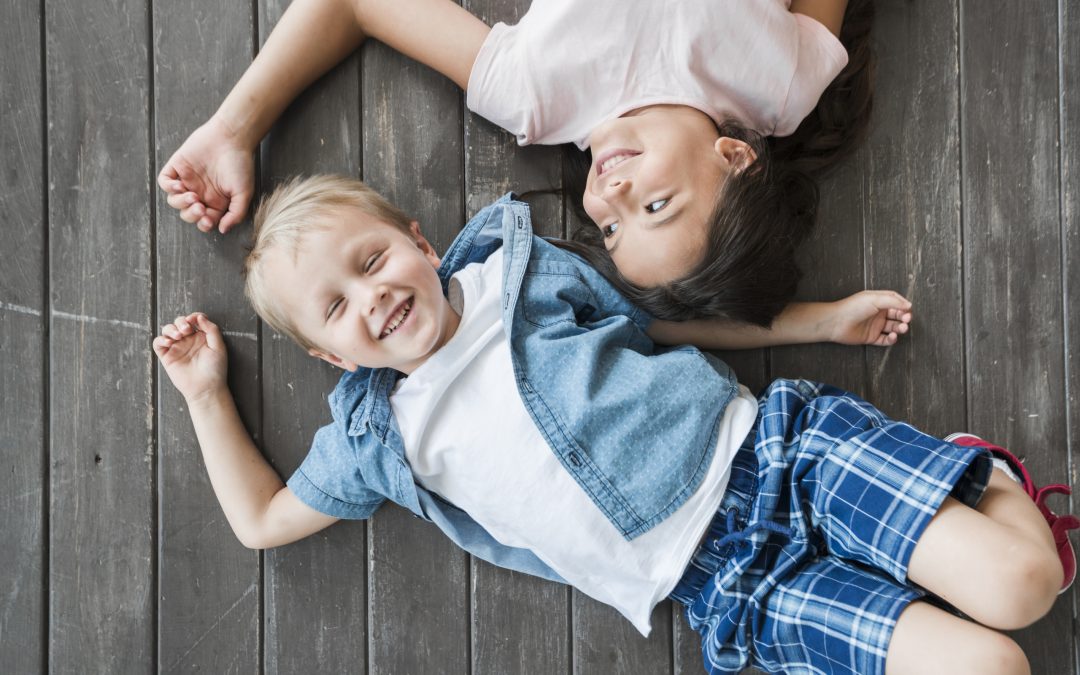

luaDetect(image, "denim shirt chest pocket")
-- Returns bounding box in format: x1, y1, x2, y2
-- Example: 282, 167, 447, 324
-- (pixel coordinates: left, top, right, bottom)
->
519, 258, 604, 329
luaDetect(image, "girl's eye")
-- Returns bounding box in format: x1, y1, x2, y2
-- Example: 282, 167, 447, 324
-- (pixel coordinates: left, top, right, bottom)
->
602, 222, 619, 238
646, 198, 670, 214
364, 251, 383, 273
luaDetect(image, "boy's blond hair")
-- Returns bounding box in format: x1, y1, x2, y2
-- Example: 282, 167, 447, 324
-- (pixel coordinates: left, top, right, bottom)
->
245, 175, 413, 350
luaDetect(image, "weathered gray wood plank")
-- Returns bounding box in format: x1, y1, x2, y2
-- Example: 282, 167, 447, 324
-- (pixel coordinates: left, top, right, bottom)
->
960, 0, 1073, 670
573, 598, 671, 675
361, 37, 470, 674
862, 0, 964, 435
45, 0, 154, 670
0, 1, 44, 672
152, 0, 263, 671
461, 1, 573, 672
1060, 0, 1080, 665
258, 1, 369, 672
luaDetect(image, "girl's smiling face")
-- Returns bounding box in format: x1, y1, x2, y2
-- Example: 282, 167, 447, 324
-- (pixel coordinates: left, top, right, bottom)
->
583, 106, 755, 287
264, 208, 460, 375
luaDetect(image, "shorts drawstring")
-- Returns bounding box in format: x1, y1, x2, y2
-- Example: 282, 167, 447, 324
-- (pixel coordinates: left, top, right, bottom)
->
711, 508, 795, 552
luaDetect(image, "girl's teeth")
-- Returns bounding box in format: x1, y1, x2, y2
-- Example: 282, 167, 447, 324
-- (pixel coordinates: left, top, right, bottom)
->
602, 154, 632, 172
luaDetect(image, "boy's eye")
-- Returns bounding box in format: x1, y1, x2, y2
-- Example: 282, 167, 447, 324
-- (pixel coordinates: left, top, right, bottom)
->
602, 222, 619, 238
326, 297, 343, 320
645, 198, 670, 214
365, 251, 383, 273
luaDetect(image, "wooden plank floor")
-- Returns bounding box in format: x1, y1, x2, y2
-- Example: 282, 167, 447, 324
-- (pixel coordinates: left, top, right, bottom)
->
2, 0, 1077, 672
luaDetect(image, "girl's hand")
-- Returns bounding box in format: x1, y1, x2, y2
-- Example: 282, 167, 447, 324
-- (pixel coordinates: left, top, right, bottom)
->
153, 312, 229, 403
828, 290, 913, 346
158, 116, 254, 234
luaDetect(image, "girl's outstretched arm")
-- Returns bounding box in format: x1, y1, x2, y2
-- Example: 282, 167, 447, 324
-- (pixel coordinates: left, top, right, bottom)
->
647, 290, 912, 350
159, 0, 490, 233
154, 313, 339, 548
789, 0, 849, 37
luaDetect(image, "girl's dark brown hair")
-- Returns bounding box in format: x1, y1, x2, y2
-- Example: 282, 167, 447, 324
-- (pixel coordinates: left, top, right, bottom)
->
556, 0, 875, 324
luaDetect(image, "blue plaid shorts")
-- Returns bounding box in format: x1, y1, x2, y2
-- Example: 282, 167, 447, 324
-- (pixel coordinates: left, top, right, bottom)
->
670, 380, 992, 675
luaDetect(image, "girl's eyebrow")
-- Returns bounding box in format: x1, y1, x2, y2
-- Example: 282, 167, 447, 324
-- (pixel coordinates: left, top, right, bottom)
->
647, 207, 684, 230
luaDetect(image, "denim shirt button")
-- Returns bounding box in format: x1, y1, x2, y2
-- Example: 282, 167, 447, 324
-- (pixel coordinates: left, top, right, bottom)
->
568, 452, 582, 468
521, 381, 533, 393
516, 215, 524, 229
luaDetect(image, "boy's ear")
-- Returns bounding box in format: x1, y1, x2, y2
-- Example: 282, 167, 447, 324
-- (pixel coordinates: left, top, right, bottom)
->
409, 220, 442, 268
307, 347, 358, 372
714, 137, 757, 173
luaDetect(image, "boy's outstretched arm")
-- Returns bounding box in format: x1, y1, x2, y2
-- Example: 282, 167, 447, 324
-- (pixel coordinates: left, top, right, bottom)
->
154, 312, 338, 548
159, 0, 490, 233
647, 290, 912, 350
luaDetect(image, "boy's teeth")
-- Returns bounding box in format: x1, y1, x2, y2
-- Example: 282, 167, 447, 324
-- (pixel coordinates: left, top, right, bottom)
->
381, 300, 412, 337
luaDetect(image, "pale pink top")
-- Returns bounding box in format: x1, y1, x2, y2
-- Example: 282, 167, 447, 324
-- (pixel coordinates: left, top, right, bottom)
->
467, 0, 849, 150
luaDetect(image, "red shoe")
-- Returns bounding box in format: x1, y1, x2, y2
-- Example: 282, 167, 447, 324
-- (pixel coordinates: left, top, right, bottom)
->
946, 433, 1078, 593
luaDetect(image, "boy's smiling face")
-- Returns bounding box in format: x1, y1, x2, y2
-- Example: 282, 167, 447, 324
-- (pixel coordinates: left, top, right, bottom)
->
264, 207, 460, 374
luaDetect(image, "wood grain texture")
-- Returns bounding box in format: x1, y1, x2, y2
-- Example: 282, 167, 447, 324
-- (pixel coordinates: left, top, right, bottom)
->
960, 0, 1073, 670
1056, 0, 1079, 669
360, 34, 471, 675
45, 0, 155, 670
861, 0, 964, 434
257, 1, 369, 672
0, 1, 44, 671
152, 0, 263, 671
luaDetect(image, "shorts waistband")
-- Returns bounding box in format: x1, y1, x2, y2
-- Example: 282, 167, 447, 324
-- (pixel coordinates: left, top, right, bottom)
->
669, 440, 760, 605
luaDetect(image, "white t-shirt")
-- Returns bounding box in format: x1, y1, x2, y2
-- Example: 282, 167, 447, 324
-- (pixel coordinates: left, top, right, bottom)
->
467, 0, 849, 149
389, 249, 759, 635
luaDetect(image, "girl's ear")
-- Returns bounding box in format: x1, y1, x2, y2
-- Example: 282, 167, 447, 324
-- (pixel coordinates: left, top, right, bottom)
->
409, 220, 442, 268
714, 137, 758, 173
308, 347, 358, 372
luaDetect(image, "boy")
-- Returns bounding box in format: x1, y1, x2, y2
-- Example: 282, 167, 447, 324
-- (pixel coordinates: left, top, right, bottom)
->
155, 176, 1073, 674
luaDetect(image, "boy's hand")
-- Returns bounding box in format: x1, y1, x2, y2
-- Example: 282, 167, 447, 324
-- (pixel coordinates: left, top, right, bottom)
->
828, 290, 913, 346
158, 116, 254, 235
153, 312, 229, 403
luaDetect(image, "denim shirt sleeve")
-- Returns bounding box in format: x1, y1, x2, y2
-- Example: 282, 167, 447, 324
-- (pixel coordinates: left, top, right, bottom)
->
287, 422, 386, 520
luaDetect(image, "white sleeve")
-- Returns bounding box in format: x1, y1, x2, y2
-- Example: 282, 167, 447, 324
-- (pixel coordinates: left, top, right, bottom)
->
775, 13, 850, 136
466, 21, 540, 146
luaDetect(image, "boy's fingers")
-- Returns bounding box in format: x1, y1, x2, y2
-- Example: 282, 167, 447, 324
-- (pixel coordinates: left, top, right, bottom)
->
193, 313, 225, 351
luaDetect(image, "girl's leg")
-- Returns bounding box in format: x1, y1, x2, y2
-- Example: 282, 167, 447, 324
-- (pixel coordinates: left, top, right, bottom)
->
885, 601, 1029, 675
906, 470, 1062, 630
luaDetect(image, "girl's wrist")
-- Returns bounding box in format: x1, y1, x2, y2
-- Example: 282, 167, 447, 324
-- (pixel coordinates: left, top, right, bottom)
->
209, 107, 262, 152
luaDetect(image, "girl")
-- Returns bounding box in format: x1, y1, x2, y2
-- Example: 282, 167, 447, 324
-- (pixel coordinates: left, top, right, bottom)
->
159, 0, 872, 324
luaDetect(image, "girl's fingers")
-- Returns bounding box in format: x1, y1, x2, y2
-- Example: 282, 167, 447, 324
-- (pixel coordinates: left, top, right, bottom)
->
152, 336, 173, 357
166, 191, 200, 210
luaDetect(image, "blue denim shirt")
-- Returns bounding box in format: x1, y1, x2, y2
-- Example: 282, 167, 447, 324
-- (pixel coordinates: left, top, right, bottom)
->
287, 195, 740, 582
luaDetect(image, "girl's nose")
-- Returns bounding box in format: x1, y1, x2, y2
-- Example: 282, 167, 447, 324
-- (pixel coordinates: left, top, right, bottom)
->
604, 176, 631, 198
